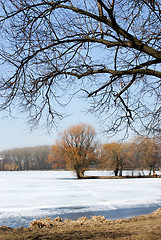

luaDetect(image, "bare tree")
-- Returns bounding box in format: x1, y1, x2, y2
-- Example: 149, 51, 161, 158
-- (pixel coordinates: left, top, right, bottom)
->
134, 136, 161, 175
0, 0, 160, 136
48, 123, 97, 178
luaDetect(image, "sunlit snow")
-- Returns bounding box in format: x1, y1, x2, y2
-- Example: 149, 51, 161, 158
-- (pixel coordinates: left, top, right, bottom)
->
0, 170, 161, 227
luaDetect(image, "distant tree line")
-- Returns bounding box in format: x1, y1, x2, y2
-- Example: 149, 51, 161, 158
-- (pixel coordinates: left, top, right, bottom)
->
47, 123, 161, 178
0, 124, 160, 176
99, 137, 161, 177
0, 146, 52, 171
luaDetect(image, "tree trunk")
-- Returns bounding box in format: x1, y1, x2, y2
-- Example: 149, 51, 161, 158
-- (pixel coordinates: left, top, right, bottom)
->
131, 170, 134, 176
141, 169, 145, 176
114, 166, 119, 176
119, 166, 122, 177
76, 170, 81, 179
149, 166, 152, 176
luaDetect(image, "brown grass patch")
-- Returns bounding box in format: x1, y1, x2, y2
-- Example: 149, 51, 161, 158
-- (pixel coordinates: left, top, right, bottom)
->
0, 209, 161, 239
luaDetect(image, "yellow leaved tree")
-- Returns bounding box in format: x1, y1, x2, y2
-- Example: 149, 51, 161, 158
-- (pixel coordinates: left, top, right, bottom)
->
47, 123, 97, 178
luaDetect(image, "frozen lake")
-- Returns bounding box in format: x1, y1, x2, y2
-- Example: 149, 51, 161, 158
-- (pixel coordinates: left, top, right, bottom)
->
0, 170, 161, 227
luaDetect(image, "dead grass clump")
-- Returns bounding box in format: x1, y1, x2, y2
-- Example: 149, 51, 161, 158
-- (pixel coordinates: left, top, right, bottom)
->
150, 208, 161, 216
29, 216, 63, 229
29, 215, 109, 229
0, 226, 12, 232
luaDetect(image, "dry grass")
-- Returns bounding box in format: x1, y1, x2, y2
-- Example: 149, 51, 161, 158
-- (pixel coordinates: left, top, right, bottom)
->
0, 209, 161, 239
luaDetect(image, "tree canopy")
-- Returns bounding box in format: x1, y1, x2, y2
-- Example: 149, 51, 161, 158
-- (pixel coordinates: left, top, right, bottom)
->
98, 136, 161, 176
100, 142, 126, 176
47, 123, 97, 178
0, 0, 160, 135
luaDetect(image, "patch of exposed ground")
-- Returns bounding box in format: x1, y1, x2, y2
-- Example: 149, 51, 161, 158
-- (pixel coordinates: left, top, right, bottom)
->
0, 209, 161, 240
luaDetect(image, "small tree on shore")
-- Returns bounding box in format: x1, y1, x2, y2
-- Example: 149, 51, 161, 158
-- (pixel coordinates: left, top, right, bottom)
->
48, 123, 97, 178
135, 137, 161, 175
99, 142, 127, 176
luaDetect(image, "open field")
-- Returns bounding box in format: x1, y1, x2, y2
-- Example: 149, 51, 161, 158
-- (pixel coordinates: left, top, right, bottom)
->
0, 208, 161, 240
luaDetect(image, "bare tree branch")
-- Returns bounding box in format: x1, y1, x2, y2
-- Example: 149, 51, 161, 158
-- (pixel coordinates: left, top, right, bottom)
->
0, 0, 160, 136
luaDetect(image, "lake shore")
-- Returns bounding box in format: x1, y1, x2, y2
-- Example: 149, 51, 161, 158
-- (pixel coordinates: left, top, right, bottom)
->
1, 204, 160, 228
82, 175, 161, 179
0, 208, 161, 240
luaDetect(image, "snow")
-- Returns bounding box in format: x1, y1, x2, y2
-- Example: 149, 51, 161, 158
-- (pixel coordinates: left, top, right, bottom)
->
0, 170, 161, 227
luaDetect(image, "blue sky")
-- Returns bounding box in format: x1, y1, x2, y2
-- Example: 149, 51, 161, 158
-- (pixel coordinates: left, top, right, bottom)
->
0, 96, 102, 151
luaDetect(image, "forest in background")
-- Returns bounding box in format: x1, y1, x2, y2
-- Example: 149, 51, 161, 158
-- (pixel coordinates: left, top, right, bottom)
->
0, 136, 160, 176
47, 136, 161, 177
0, 145, 52, 171
0, 0, 160, 177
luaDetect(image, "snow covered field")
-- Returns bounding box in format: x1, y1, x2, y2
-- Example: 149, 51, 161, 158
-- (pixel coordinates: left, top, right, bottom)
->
0, 170, 161, 227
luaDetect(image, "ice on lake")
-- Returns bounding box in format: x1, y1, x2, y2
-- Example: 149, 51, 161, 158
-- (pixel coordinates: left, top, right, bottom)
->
0, 170, 161, 227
